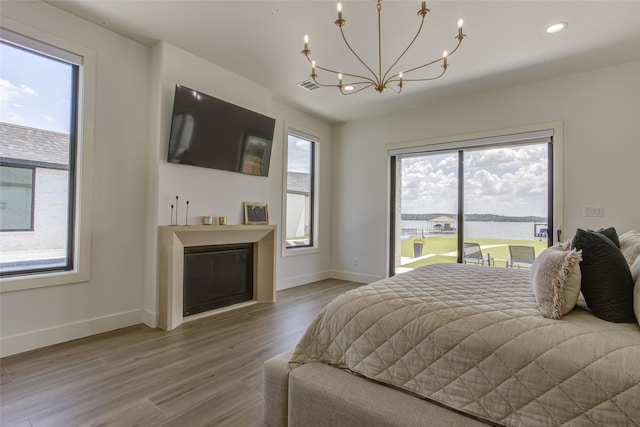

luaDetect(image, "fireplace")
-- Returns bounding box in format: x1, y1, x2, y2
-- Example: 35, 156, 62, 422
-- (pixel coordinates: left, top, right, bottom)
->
183, 244, 253, 316
159, 225, 276, 330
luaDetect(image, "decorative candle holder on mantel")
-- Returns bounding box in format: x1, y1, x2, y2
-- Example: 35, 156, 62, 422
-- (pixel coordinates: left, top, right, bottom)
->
157, 224, 277, 331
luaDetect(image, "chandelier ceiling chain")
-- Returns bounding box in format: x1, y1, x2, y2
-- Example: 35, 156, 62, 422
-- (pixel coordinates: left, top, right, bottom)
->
301, 0, 466, 95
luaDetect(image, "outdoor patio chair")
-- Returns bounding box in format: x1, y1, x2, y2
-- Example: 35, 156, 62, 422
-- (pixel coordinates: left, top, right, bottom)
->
463, 242, 494, 266
507, 245, 536, 268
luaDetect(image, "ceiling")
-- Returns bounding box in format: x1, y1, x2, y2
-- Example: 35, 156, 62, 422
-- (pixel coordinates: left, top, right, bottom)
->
46, 1, 640, 124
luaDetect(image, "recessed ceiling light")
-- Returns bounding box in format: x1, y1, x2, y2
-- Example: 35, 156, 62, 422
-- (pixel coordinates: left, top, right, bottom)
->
546, 22, 568, 34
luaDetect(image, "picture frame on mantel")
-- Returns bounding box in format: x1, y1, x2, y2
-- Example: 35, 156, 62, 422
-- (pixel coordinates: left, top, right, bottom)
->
244, 202, 269, 225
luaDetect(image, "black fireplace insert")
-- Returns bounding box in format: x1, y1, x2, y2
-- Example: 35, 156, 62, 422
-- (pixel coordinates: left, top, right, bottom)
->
183, 243, 254, 316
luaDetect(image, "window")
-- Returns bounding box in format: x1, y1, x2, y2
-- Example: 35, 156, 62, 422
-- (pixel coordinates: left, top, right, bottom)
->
0, 164, 35, 231
389, 128, 559, 275
284, 129, 317, 251
0, 24, 92, 288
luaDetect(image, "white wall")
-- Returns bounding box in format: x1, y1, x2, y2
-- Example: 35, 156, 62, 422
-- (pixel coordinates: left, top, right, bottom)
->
332, 60, 640, 281
0, 1, 151, 355
142, 43, 335, 325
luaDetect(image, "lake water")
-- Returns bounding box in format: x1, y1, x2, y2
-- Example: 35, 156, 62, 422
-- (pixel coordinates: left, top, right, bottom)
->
401, 220, 544, 241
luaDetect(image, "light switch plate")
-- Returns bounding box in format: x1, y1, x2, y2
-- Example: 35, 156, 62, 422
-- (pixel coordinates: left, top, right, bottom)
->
583, 206, 603, 217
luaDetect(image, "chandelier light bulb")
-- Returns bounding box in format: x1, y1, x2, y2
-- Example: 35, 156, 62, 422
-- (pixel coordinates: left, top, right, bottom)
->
443, 50, 448, 58
303, 34, 309, 53
458, 18, 464, 28
337, 2, 342, 13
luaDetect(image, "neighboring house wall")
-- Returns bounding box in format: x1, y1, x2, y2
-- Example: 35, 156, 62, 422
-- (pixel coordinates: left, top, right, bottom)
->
286, 193, 306, 237
0, 124, 69, 258
1, 168, 69, 253
286, 171, 311, 238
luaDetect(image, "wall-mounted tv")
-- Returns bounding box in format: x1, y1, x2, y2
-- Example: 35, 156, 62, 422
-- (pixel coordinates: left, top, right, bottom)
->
167, 84, 276, 177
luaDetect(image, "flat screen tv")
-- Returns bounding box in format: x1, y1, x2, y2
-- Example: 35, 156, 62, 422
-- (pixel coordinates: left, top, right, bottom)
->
167, 84, 275, 177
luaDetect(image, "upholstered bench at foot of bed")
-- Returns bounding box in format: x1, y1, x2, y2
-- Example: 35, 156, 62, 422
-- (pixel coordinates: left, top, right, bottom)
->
263, 350, 490, 427
263, 349, 294, 426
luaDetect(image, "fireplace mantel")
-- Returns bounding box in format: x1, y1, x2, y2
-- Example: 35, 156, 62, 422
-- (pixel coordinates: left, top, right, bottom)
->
158, 224, 276, 330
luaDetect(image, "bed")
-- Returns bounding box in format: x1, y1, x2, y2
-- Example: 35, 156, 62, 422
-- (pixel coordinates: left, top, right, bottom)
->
264, 231, 640, 426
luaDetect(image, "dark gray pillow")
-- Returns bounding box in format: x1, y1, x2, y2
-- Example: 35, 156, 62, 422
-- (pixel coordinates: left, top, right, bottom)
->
593, 226, 620, 247
570, 228, 635, 323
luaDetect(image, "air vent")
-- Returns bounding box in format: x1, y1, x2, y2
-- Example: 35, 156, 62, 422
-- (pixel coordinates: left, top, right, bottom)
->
298, 79, 320, 91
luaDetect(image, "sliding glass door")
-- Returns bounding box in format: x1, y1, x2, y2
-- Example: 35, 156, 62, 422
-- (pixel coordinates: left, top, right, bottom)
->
391, 136, 552, 275
393, 152, 459, 273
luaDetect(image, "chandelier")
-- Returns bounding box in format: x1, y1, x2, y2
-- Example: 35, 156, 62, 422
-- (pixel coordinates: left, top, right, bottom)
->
301, 0, 466, 95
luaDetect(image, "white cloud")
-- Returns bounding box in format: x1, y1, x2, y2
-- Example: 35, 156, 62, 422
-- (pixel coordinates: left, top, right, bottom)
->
401, 145, 548, 216
295, 139, 311, 151
0, 79, 39, 126
0, 78, 39, 105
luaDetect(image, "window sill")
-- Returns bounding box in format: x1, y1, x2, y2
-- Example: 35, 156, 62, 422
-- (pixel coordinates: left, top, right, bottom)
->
0, 267, 89, 293
282, 245, 320, 257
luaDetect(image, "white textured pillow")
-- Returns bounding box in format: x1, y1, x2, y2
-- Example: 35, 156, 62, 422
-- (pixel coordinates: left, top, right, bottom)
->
620, 229, 640, 266
632, 255, 640, 326
531, 247, 583, 319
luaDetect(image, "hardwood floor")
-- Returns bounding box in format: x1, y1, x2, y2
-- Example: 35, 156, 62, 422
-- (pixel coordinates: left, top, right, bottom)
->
0, 279, 362, 427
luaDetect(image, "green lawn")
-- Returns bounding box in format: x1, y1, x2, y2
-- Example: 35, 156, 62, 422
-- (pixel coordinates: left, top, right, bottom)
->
401, 235, 548, 269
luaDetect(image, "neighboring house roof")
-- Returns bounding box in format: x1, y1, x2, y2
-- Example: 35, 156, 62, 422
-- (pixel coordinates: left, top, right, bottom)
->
287, 171, 311, 195
0, 122, 70, 167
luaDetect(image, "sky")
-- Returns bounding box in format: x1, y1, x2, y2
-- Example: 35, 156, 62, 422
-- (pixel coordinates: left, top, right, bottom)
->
0, 41, 73, 134
287, 134, 312, 174
401, 143, 548, 217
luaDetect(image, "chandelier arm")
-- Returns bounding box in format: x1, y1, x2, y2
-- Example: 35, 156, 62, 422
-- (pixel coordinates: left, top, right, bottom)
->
381, 14, 427, 83
338, 25, 380, 85
445, 36, 465, 57
381, 33, 463, 87
405, 36, 464, 76
393, 58, 440, 77
392, 67, 446, 83
400, 36, 463, 76
305, 53, 377, 85
341, 83, 375, 95
386, 84, 403, 95
311, 74, 376, 91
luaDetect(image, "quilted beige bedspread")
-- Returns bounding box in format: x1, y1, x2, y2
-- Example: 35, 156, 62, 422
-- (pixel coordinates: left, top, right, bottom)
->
290, 263, 640, 426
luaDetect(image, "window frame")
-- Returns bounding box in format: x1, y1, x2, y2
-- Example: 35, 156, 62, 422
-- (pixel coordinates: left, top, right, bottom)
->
0, 18, 95, 292
386, 122, 564, 277
282, 123, 320, 257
